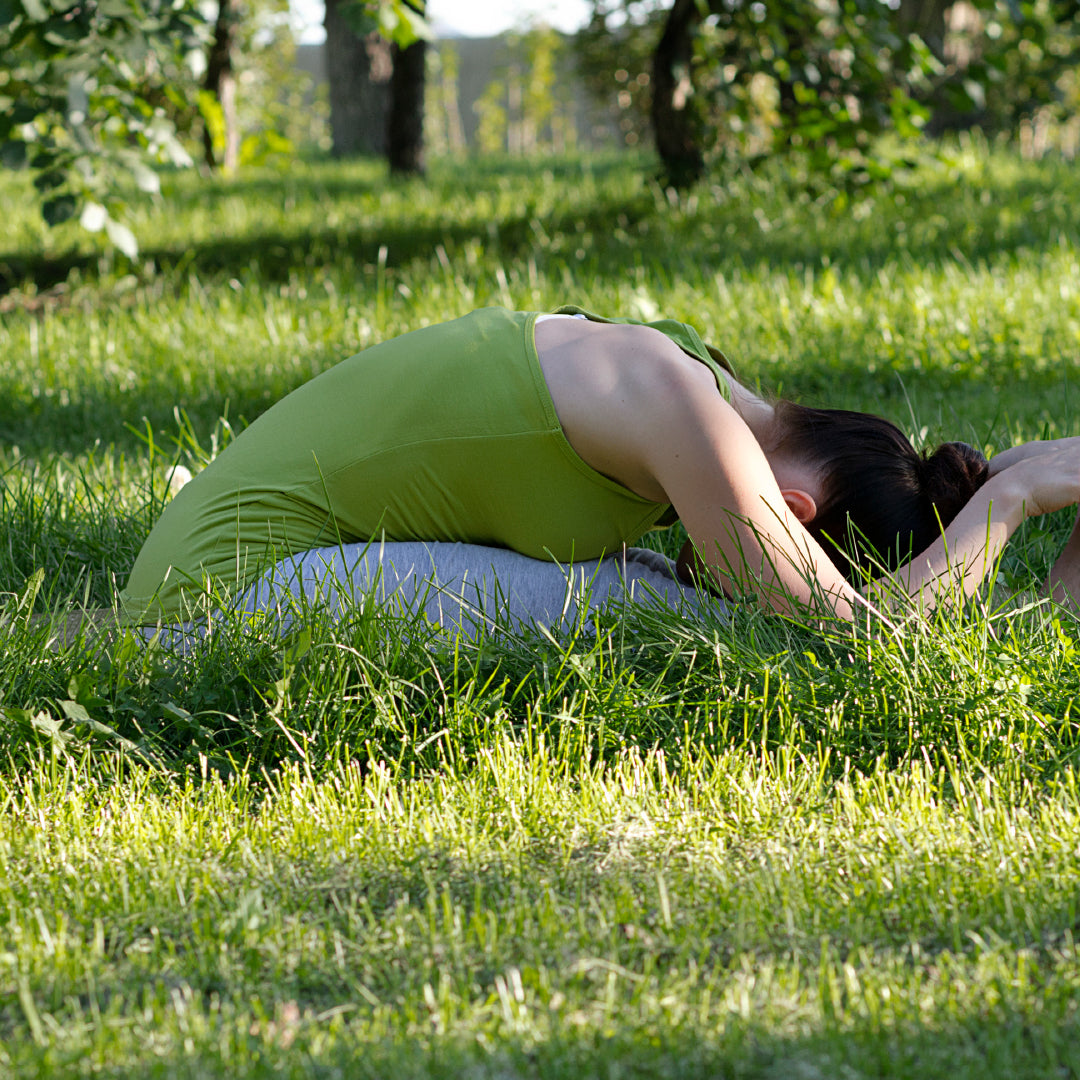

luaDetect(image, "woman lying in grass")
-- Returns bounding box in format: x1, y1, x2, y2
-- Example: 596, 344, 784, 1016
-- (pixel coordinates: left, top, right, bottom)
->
91, 307, 1080, 639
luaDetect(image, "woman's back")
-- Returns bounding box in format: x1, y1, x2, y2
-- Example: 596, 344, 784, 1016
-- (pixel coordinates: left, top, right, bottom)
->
120, 308, 721, 622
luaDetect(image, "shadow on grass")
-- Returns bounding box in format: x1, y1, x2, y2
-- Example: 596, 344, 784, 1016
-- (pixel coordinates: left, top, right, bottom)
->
1, 154, 1077, 297
0, 372, 329, 459
0, 459, 153, 602
79, 1011, 1077, 1080
0, 152, 1076, 456
0, 155, 649, 294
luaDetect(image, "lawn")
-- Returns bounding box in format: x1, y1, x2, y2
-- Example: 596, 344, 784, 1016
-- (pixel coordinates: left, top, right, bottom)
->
2, 142, 1080, 1078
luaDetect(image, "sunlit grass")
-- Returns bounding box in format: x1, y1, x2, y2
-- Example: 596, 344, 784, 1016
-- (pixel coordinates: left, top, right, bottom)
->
1, 142, 1080, 1076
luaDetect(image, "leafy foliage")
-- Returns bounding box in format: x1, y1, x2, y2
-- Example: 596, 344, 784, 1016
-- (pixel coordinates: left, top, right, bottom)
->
0, 0, 208, 253
693, 0, 935, 181
0, 0, 423, 247
341, 0, 430, 47
575, 0, 1080, 186
940, 0, 1080, 138
575, 0, 665, 148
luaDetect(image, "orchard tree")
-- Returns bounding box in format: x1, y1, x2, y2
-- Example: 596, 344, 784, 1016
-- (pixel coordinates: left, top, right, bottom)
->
0, 0, 424, 250
387, 10, 426, 173
650, 0, 703, 188
578, 0, 1080, 188
325, 0, 394, 157
201, 0, 320, 173
201, 0, 241, 170
649, 0, 935, 187
324, 0, 429, 173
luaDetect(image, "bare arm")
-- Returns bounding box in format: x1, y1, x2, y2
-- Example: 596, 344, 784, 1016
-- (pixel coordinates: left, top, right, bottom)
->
876, 471, 1025, 609
640, 374, 864, 620
644, 387, 1080, 621
1044, 508, 1080, 610
536, 318, 1080, 620
988, 440, 1080, 609
982, 439, 1080, 611
988, 436, 1080, 477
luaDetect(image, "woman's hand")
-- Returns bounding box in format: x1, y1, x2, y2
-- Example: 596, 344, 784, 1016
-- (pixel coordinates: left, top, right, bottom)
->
992, 441, 1080, 518
988, 435, 1080, 478
890, 444, 1080, 611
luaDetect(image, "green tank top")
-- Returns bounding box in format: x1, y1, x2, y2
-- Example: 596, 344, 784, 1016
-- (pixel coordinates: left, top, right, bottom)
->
121, 306, 734, 622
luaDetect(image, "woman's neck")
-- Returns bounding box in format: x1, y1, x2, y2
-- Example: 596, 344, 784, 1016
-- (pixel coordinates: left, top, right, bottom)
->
726, 376, 778, 449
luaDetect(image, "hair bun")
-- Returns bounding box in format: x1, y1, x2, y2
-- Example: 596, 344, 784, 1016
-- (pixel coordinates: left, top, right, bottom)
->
919, 441, 990, 520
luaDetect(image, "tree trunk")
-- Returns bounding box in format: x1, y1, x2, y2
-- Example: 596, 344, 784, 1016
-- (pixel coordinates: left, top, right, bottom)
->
897, 0, 962, 135
388, 33, 426, 174
651, 0, 706, 188
775, 9, 802, 122
897, 0, 948, 60
203, 0, 241, 171
324, 0, 393, 158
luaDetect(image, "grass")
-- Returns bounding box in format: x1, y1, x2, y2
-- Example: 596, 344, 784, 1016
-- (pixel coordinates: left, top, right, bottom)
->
1, 140, 1080, 1077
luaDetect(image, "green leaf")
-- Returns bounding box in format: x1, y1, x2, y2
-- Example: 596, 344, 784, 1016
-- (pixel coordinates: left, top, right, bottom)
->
42, 193, 76, 224
44, 21, 87, 44
20, 0, 48, 21
282, 627, 312, 667
33, 166, 65, 192
11, 101, 41, 125
161, 701, 195, 723
1, 707, 74, 748
17, 569, 44, 614
58, 699, 157, 762
378, 0, 431, 46
59, 699, 92, 723
67, 674, 106, 710
30, 711, 70, 744
0, 140, 28, 168
337, 0, 377, 38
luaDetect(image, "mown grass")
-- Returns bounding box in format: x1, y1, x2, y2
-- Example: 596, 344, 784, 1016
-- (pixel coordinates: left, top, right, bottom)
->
1, 141, 1080, 1077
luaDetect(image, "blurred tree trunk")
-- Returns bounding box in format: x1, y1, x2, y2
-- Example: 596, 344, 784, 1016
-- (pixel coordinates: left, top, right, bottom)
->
774, 8, 808, 141
203, 0, 241, 171
324, 0, 393, 157
652, 0, 706, 188
898, 0, 948, 59
897, 0, 957, 134
388, 29, 426, 173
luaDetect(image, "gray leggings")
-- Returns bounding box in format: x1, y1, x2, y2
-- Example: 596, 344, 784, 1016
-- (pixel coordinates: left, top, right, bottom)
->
147, 541, 716, 649
234, 541, 711, 639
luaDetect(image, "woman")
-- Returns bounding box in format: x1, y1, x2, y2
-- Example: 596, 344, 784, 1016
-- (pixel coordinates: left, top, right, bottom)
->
117, 306, 1080, 636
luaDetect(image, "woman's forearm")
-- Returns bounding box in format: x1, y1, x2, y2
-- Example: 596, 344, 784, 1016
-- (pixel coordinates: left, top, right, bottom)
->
884, 472, 1027, 609
989, 436, 1080, 478
1044, 508, 1080, 609
680, 442, 1080, 621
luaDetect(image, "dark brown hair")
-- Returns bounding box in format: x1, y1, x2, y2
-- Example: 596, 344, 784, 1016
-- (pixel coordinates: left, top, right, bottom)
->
772, 402, 990, 581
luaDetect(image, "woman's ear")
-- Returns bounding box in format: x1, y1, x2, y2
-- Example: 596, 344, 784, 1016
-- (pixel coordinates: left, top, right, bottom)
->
781, 488, 817, 524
